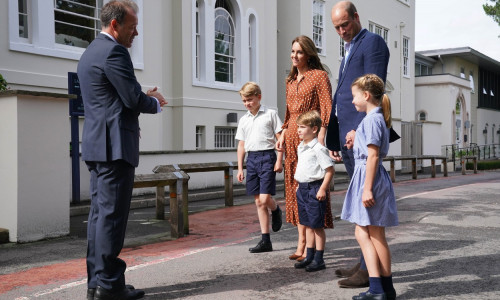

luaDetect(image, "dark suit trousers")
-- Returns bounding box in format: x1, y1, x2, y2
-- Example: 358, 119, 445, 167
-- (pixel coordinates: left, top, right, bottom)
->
341, 146, 355, 179
86, 160, 135, 291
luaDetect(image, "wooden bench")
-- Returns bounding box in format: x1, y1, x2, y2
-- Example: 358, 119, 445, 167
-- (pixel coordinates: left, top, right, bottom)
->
133, 171, 189, 238
153, 162, 240, 235
383, 155, 448, 182
460, 155, 478, 175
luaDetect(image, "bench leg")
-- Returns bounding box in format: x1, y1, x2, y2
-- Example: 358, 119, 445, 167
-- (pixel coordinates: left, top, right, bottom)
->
169, 183, 183, 239
412, 158, 417, 179
224, 167, 234, 207
390, 159, 395, 183
431, 158, 436, 178
155, 186, 165, 220
443, 159, 448, 177
182, 179, 189, 235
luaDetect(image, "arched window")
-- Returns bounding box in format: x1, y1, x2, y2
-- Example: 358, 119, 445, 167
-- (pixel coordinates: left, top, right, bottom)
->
214, 0, 235, 83
418, 111, 426, 121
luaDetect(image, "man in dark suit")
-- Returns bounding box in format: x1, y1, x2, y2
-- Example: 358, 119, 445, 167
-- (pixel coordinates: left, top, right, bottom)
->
77, 1, 166, 299
325, 1, 390, 290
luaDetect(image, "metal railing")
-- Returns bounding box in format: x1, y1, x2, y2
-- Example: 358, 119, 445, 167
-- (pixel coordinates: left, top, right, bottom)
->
441, 143, 499, 170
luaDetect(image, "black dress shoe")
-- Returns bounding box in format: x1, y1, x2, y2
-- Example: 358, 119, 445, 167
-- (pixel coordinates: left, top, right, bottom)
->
249, 240, 273, 253
352, 291, 386, 300
94, 285, 145, 300
294, 257, 313, 269
271, 206, 282, 232
385, 289, 396, 300
88, 285, 136, 300
305, 260, 326, 272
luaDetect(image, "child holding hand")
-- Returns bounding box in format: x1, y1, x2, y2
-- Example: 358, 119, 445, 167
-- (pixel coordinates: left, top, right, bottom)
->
293, 110, 334, 272
341, 74, 398, 300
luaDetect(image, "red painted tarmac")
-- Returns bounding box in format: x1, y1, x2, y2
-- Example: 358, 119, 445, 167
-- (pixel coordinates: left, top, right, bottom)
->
0, 198, 293, 294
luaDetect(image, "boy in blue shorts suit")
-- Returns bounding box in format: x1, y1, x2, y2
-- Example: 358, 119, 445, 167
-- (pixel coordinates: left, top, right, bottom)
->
293, 110, 334, 271
236, 82, 284, 253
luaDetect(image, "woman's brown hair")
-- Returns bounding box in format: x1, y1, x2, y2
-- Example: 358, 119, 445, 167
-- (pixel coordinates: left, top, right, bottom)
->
286, 35, 325, 83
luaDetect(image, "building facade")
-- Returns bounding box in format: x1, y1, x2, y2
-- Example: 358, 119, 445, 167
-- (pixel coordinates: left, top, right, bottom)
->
1, 0, 415, 199
416, 47, 500, 155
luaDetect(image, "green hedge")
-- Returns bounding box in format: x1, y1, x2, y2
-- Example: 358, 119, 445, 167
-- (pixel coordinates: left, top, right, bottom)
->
466, 160, 500, 170
0, 74, 7, 91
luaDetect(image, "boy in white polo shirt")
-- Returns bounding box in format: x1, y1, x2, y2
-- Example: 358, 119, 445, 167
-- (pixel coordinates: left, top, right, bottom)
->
236, 82, 284, 253
293, 110, 334, 272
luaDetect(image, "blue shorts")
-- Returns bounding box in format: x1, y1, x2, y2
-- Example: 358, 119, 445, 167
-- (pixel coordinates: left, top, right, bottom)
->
296, 180, 327, 229
246, 150, 277, 196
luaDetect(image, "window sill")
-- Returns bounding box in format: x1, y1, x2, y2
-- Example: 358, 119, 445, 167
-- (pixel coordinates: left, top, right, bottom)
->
192, 80, 240, 92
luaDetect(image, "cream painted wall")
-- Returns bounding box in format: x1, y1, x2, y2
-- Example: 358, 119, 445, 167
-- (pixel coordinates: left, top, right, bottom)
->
415, 74, 471, 148
0, 96, 19, 241
0, 93, 70, 242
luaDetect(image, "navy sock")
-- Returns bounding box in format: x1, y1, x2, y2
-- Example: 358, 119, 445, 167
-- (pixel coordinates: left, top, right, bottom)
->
306, 247, 315, 260
262, 233, 271, 243
368, 277, 384, 295
381, 275, 395, 293
313, 250, 324, 263
360, 255, 367, 271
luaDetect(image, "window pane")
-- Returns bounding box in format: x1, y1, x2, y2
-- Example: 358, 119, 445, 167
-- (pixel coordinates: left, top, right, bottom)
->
214, 127, 236, 149
54, 0, 102, 48
214, 8, 235, 83
18, 0, 28, 38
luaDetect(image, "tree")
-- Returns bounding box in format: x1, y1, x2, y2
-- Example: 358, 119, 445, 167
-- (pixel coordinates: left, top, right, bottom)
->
483, 0, 500, 26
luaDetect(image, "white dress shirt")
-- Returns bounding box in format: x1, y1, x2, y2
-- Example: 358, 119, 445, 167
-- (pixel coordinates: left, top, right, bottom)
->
235, 105, 282, 152
294, 138, 334, 183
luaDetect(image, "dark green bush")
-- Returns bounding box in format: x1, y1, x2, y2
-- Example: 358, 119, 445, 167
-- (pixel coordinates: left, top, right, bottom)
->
0, 74, 8, 91
466, 160, 500, 170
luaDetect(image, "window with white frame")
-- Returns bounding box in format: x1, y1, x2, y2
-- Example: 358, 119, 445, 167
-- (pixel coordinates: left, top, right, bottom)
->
193, 0, 248, 90
403, 36, 409, 77
8, 0, 144, 66
313, 0, 325, 55
418, 111, 426, 121
214, 0, 235, 83
368, 22, 389, 44
214, 127, 237, 149
196, 126, 205, 150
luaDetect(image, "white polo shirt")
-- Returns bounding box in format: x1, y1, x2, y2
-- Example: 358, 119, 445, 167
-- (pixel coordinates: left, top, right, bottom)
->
294, 138, 334, 183
235, 105, 282, 152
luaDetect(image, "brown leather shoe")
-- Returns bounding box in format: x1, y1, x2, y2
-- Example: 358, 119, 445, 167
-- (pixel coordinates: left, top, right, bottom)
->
296, 256, 306, 261
289, 254, 302, 260
335, 262, 361, 278
337, 269, 369, 288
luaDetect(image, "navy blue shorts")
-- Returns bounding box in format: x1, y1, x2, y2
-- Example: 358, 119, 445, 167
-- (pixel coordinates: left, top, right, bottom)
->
296, 180, 327, 229
246, 150, 277, 196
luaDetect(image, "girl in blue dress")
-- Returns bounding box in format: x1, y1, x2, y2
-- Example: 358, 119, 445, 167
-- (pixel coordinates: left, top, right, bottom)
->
341, 74, 398, 300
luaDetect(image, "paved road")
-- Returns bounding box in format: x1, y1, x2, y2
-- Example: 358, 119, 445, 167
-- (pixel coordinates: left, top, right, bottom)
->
1, 171, 499, 299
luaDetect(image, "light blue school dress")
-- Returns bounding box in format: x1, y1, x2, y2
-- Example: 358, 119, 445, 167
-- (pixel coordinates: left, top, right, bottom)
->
341, 107, 398, 227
